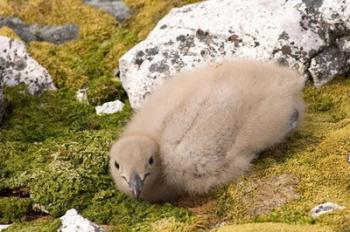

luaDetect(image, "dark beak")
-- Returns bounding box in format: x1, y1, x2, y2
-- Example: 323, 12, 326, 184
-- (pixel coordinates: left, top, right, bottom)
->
129, 171, 143, 199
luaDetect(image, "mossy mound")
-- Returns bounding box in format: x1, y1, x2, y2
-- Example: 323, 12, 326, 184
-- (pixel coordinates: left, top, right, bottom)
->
1, 0, 350, 231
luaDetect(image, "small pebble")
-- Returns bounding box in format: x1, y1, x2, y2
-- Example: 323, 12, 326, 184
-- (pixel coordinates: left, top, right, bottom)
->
75, 88, 89, 103
96, 100, 124, 115
59, 209, 104, 232
32, 203, 50, 214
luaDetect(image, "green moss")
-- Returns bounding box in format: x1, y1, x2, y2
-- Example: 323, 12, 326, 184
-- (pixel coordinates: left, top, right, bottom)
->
0, 26, 21, 40
83, 192, 194, 230
3, 218, 61, 232
254, 205, 315, 224
214, 223, 334, 232
87, 76, 126, 106
305, 91, 334, 112
0, 86, 196, 229
0, 197, 32, 224
0, 85, 132, 220
27, 134, 112, 216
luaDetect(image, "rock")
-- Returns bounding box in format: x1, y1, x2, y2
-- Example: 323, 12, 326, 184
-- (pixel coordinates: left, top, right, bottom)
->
59, 209, 104, 232
0, 16, 79, 44
76, 88, 89, 103
0, 225, 11, 231
309, 47, 350, 86
310, 202, 345, 218
241, 174, 300, 217
84, 0, 131, 22
95, 100, 124, 115
119, 0, 350, 109
32, 203, 49, 214
336, 36, 350, 53
0, 36, 56, 95
0, 66, 4, 122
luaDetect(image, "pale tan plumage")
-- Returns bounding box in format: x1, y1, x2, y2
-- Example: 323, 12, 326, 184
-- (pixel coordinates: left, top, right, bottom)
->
109, 60, 305, 202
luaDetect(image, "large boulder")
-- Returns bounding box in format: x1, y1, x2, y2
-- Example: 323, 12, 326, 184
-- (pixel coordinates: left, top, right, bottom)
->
0, 36, 56, 95
119, 0, 350, 109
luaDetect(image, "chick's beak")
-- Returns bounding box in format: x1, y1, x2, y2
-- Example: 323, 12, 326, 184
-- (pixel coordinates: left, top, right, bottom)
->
129, 171, 143, 199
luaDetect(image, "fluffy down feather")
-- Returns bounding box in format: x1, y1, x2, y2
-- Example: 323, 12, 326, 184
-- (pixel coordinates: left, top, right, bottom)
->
110, 60, 305, 202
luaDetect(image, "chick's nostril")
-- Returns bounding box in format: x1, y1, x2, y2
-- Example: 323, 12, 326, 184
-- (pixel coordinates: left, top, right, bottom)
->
143, 173, 150, 181
121, 176, 128, 184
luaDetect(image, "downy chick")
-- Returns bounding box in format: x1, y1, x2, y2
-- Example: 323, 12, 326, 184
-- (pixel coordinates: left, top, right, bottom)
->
110, 60, 305, 202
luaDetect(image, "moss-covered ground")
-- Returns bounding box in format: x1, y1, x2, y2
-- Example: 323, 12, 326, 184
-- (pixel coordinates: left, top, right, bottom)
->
0, 0, 350, 231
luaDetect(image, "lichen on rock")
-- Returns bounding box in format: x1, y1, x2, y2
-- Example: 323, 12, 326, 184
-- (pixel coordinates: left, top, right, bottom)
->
119, 0, 350, 109
0, 36, 56, 95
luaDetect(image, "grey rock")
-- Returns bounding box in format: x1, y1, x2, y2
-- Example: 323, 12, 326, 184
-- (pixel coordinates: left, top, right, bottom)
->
310, 202, 345, 218
0, 16, 79, 44
336, 36, 350, 53
119, 0, 350, 109
95, 99, 124, 115
302, 0, 324, 9
32, 203, 49, 214
309, 47, 350, 86
84, 0, 131, 22
0, 36, 56, 95
29, 24, 79, 44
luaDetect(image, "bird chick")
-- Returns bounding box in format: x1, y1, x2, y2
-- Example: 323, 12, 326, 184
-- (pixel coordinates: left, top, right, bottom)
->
110, 60, 305, 202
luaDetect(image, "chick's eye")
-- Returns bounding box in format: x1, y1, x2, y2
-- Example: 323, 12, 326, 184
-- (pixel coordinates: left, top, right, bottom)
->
148, 156, 154, 165
114, 161, 120, 169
